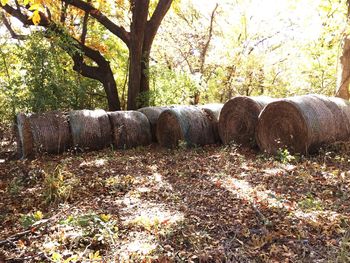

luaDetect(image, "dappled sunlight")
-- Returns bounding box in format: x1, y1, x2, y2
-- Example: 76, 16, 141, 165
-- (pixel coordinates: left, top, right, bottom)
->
79, 158, 107, 168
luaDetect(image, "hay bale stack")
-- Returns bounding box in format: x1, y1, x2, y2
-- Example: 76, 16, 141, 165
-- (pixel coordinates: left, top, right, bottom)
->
199, 103, 224, 142
108, 111, 152, 149
29, 111, 71, 154
156, 105, 218, 148
16, 113, 34, 158
218, 96, 275, 146
138, 106, 170, 142
256, 94, 350, 154
69, 109, 111, 150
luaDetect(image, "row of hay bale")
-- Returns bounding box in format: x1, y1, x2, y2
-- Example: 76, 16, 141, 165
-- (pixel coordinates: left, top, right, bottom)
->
16, 104, 224, 158
16, 94, 350, 158
16, 110, 153, 158
218, 94, 350, 155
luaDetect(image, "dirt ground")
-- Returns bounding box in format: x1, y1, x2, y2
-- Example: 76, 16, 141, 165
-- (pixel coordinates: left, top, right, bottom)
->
0, 136, 350, 262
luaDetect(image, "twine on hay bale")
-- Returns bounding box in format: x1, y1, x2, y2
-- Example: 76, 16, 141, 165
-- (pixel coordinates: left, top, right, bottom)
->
29, 111, 71, 155
138, 106, 171, 142
199, 103, 224, 143
256, 94, 350, 154
108, 111, 151, 149
156, 105, 218, 148
16, 113, 34, 159
218, 96, 275, 146
69, 109, 111, 151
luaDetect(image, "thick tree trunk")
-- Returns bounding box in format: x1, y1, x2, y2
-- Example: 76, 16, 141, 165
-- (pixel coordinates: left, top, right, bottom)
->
336, 37, 350, 100
127, 0, 149, 110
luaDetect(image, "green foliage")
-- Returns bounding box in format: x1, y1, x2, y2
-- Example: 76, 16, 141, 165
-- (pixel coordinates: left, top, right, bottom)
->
147, 65, 200, 106
0, 32, 107, 126
22, 32, 106, 113
7, 177, 23, 196
276, 148, 298, 164
298, 193, 323, 211
20, 210, 43, 228
59, 213, 118, 245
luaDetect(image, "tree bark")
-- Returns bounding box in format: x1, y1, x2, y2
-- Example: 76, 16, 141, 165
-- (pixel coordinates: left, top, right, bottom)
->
101, 66, 121, 111
128, 0, 173, 109
127, 0, 149, 110
336, 37, 350, 100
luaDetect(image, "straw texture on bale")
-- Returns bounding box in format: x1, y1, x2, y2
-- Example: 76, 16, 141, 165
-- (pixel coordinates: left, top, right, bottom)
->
69, 109, 111, 150
256, 94, 350, 154
108, 111, 151, 149
138, 106, 170, 142
16, 113, 34, 159
156, 106, 218, 148
29, 111, 71, 154
218, 96, 275, 146
199, 103, 224, 142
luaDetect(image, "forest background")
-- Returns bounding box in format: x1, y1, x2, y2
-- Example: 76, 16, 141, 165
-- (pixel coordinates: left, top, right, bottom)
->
0, 0, 348, 125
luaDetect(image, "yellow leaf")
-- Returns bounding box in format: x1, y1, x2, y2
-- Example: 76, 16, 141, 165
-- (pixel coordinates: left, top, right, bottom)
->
0, 0, 8, 6
89, 251, 102, 260
30, 10, 41, 25
23, 0, 30, 5
29, 3, 41, 10
33, 210, 43, 220
99, 213, 111, 222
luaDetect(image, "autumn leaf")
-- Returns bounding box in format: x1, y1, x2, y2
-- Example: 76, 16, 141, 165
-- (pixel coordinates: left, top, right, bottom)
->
29, 10, 41, 25
0, 0, 8, 6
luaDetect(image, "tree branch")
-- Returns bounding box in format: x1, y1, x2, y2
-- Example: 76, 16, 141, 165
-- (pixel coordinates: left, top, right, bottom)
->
144, 0, 173, 51
200, 3, 218, 73
1, 12, 27, 40
80, 0, 91, 45
61, 0, 130, 47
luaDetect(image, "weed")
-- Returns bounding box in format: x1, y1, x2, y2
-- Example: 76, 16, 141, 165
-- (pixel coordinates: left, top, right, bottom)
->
336, 229, 350, 262
276, 148, 299, 164
59, 213, 118, 246
20, 210, 43, 228
7, 177, 23, 195
297, 193, 323, 211
105, 175, 134, 193
42, 165, 80, 205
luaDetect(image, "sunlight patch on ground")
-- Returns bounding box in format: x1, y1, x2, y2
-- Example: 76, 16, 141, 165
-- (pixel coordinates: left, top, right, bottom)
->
121, 194, 184, 226
79, 158, 107, 168
218, 177, 295, 211
293, 210, 341, 225
118, 231, 158, 260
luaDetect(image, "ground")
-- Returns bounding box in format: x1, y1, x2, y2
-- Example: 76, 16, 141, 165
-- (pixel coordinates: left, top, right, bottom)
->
0, 136, 350, 262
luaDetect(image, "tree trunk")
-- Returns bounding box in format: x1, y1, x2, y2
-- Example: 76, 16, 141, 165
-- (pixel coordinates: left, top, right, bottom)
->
101, 65, 121, 111
336, 36, 350, 100
139, 49, 151, 107
127, 0, 149, 110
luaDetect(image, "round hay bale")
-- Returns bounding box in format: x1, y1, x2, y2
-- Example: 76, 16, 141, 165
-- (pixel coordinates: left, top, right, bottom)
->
199, 103, 224, 142
156, 105, 217, 148
28, 111, 72, 155
256, 94, 350, 154
69, 109, 111, 150
138, 106, 170, 142
218, 96, 275, 146
16, 113, 34, 159
108, 111, 151, 149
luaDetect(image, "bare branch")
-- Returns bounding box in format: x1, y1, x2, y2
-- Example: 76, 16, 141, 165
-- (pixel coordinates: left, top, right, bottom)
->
200, 3, 218, 73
